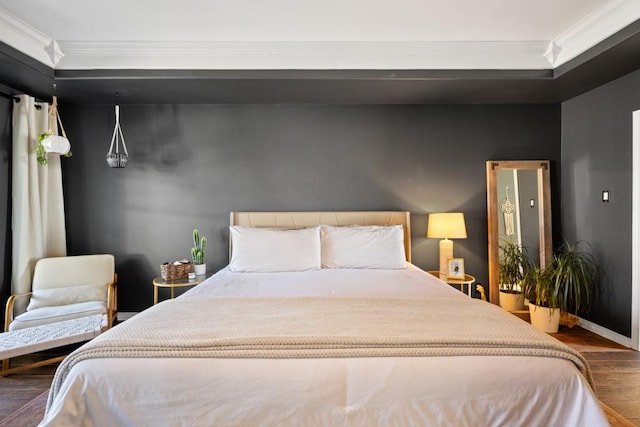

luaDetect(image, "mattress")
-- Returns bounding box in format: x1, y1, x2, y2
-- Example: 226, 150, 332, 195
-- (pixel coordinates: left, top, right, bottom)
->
40, 265, 608, 426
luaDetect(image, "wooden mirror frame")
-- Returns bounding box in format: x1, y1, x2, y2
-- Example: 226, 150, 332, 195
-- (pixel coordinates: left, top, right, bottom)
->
486, 160, 552, 305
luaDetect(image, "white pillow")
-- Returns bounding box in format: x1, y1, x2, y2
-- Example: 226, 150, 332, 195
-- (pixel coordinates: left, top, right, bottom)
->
321, 225, 407, 269
27, 283, 107, 311
229, 226, 321, 272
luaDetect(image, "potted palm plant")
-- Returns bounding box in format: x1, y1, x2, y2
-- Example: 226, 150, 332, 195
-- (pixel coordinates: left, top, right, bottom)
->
498, 240, 532, 311
523, 240, 597, 333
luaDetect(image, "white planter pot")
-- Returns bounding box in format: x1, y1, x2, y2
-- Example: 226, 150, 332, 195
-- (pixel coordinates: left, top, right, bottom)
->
194, 263, 206, 276
499, 291, 526, 311
529, 304, 560, 333
42, 134, 71, 154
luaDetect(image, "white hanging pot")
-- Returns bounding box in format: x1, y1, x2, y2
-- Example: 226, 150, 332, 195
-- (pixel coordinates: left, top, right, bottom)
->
41, 134, 71, 155
37, 95, 72, 166
106, 104, 129, 168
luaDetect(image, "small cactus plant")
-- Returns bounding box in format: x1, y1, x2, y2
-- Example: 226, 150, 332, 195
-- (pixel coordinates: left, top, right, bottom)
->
191, 229, 207, 265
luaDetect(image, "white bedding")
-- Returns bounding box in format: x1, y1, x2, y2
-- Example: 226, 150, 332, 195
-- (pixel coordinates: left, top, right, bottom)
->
185, 264, 461, 299
41, 265, 608, 427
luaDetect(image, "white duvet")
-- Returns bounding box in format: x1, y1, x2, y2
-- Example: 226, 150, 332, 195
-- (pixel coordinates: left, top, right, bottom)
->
41, 264, 608, 426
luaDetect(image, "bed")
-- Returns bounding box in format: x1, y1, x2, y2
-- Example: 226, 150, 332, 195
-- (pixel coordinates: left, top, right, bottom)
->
40, 211, 608, 426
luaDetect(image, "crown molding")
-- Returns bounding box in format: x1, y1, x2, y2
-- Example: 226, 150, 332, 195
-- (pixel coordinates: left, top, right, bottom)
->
543, 41, 560, 65
0, 6, 54, 67
45, 41, 64, 67
2, 3, 640, 71
552, 0, 640, 67
54, 40, 552, 70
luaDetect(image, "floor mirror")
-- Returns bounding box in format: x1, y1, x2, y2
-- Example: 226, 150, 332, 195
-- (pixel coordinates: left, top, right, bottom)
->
486, 160, 552, 305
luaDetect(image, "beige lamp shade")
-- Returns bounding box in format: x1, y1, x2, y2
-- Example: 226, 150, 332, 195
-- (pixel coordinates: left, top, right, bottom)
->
427, 213, 467, 280
427, 212, 467, 239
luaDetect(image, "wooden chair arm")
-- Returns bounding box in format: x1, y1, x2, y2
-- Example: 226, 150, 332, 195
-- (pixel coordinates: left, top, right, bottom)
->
106, 273, 118, 328
4, 292, 32, 332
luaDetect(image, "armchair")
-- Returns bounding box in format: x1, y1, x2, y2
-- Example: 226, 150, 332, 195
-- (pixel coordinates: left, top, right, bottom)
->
5, 254, 117, 332
2, 254, 116, 375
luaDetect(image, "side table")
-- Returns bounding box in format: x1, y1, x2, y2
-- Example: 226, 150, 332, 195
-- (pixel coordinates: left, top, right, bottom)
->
427, 270, 476, 297
152, 274, 210, 304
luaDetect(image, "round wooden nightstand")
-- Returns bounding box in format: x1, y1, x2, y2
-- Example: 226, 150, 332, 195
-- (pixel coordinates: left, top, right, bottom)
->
427, 270, 476, 297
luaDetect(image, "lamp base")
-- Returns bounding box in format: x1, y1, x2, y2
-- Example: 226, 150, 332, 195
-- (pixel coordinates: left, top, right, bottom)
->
439, 239, 453, 280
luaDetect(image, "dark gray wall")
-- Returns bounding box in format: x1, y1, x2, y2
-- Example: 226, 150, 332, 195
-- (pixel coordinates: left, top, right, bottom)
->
562, 68, 640, 337
61, 104, 560, 311
0, 95, 11, 326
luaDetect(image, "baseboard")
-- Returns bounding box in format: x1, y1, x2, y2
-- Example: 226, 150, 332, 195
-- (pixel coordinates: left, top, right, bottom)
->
116, 312, 139, 322
578, 317, 634, 349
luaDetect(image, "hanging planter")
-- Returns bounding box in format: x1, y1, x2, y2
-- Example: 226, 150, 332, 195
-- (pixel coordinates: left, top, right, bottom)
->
106, 104, 129, 168
36, 95, 72, 165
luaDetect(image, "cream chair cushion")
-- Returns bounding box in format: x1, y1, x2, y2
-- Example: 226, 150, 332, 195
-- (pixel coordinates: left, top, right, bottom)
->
31, 254, 114, 292
9, 301, 106, 331
27, 283, 106, 311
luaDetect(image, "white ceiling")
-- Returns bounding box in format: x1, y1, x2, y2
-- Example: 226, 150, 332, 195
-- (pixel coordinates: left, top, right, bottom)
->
1, 0, 639, 70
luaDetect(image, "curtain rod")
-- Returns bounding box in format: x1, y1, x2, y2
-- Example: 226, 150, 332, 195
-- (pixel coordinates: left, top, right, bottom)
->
0, 92, 48, 107
0, 82, 17, 99
0, 83, 49, 103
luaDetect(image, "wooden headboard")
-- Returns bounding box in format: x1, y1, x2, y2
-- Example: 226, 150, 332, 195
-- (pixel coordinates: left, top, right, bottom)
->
229, 211, 411, 262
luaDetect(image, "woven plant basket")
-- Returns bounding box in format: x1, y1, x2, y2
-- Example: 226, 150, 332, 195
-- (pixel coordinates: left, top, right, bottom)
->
560, 312, 580, 328
160, 261, 194, 281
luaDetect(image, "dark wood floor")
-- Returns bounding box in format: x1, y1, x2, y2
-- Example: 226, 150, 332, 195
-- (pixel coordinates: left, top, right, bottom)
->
551, 327, 640, 426
0, 347, 68, 423
1, 328, 639, 425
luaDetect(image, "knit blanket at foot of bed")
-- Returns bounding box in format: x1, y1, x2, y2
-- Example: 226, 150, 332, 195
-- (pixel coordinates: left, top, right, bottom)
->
47, 296, 593, 410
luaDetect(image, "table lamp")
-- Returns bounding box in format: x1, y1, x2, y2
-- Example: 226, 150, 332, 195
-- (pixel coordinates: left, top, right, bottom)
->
427, 212, 467, 279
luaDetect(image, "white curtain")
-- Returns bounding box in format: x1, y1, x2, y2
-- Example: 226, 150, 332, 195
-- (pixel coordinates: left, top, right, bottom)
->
11, 95, 67, 312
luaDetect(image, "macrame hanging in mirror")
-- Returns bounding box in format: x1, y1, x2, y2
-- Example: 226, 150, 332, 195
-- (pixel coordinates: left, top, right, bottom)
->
106, 104, 129, 168
500, 186, 515, 236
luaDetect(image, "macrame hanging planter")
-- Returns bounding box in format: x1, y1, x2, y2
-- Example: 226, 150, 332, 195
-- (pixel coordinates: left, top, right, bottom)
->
106, 104, 129, 168
37, 95, 72, 165
500, 186, 516, 236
